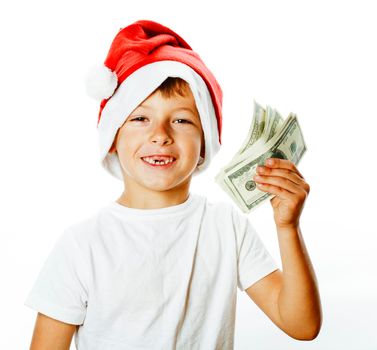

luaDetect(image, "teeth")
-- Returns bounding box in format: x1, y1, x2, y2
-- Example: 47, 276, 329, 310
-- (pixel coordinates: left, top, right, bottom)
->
142, 157, 175, 165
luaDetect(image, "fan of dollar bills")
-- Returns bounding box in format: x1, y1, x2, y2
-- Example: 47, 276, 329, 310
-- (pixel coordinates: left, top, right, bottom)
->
214, 100, 307, 214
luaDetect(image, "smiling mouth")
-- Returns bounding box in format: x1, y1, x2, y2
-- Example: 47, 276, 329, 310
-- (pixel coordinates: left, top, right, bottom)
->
141, 157, 177, 168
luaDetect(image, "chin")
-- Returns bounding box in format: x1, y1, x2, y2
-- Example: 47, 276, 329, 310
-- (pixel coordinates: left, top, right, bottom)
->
143, 175, 193, 192
143, 179, 185, 192
122, 160, 196, 189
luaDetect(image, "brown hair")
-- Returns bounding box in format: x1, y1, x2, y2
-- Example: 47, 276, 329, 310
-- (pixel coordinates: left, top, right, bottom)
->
154, 77, 191, 98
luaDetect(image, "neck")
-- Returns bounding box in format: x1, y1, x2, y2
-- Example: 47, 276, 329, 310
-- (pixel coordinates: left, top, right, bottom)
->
116, 182, 191, 210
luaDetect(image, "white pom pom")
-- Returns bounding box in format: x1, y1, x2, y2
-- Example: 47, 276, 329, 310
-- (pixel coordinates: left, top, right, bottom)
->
84, 65, 118, 101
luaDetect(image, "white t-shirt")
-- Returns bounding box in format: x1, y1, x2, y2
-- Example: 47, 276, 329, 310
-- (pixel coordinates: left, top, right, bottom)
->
24, 192, 278, 349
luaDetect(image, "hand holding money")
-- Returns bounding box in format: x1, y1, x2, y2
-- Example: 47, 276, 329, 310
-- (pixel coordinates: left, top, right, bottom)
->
253, 157, 310, 229
214, 100, 308, 215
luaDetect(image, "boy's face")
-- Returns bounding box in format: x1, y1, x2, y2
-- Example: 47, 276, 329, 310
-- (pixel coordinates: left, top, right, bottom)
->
109, 86, 205, 198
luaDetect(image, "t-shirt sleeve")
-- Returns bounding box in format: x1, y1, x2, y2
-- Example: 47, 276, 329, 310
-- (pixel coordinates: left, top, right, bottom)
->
24, 229, 88, 325
232, 207, 279, 292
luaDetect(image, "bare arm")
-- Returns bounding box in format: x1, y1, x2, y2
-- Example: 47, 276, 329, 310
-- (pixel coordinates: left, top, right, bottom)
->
29, 312, 78, 350
246, 158, 322, 340
246, 225, 322, 340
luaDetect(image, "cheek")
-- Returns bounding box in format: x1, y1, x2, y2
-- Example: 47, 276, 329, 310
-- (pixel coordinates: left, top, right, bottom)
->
115, 132, 139, 156
180, 134, 202, 156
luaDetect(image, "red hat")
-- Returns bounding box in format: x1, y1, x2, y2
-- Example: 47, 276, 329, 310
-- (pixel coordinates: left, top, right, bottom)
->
85, 20, 223, 180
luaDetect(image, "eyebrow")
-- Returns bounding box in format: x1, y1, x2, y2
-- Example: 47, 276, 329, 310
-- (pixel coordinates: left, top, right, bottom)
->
136, 104, 198, 116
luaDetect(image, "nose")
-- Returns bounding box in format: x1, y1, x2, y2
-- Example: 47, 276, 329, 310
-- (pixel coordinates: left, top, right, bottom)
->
149, 122, 173, 146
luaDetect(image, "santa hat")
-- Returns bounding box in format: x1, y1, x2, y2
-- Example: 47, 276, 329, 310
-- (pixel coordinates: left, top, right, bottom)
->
84, 20, 223, 181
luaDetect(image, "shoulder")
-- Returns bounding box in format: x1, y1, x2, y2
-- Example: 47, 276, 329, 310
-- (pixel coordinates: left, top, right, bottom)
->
199, 194, 234, 215
202, 196, 260, 246
61, 207, 104, 248
193, 191, 228, 209
198, 194, 243, 228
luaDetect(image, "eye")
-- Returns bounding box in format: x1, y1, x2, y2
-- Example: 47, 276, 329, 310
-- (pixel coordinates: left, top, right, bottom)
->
175, 119, 192, 124
129, 117, 192, 124
130, 116, 147, 122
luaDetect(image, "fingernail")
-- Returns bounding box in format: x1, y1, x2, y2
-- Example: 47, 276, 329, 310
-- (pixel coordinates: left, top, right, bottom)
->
266, 159, 274, 166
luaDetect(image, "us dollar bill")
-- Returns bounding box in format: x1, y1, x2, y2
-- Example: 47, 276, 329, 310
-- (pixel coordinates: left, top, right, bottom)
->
215, 101, 307, 213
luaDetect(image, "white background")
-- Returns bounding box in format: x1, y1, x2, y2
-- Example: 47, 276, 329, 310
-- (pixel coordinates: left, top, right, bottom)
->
1, 0, 376, 349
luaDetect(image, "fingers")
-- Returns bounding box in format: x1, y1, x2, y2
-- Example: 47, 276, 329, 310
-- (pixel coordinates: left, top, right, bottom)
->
254, 158, 310, 195
264, 158, 305, 179
255, 180, 300, 199
253, 172, 304, 195
256, 167, 304, 186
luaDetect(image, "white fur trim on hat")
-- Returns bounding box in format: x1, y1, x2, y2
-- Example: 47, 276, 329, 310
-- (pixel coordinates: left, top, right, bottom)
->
85, 64, 118, 101
97, 60, 220, 181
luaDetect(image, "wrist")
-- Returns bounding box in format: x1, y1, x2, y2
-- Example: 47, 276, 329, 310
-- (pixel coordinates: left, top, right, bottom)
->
276, 224, 300, 234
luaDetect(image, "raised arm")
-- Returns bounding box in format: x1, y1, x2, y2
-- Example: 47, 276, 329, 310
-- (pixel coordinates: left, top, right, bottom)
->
246, 225, 322, 340
246, 158, 322, 340
29, 312, 77, 350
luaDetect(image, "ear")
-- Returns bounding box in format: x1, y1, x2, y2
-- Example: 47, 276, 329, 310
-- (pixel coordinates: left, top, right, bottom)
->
109, 144, 115, 153
109, 129, 120, 153
200, 136, 206, 158
200, 147, 205, 159
200, 132, 205, 158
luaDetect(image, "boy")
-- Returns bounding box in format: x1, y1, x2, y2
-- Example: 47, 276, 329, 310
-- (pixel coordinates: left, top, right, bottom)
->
25, 20, 322, 349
